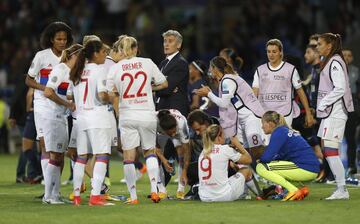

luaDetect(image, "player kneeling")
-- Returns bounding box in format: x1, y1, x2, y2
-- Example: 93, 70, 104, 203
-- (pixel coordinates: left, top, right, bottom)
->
198, 124, 252, 202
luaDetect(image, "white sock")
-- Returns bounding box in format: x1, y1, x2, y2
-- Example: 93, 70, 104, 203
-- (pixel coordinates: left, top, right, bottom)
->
73, 158, 86, 197
44, 160, 60, 200
91, 156, 108, 196
124, 162, 137, 200
145, 156, 159, 193
157, 166, 167, 193
41, 154, 49, 184
246, 177, 261, 196
326, 156, 346, 188
177, 163, 185, 192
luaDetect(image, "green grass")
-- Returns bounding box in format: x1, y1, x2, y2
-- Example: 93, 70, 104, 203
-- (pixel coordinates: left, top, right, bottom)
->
0, 154, 359, 224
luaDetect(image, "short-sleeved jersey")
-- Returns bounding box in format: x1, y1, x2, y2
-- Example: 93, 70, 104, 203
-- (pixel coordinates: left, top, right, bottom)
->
28, 48, 61, 112
43, 63, 71, 121
157, 109, 190, 145
198, 144, 241, 199
72, 63, 111, 130
108, 57, 166, 120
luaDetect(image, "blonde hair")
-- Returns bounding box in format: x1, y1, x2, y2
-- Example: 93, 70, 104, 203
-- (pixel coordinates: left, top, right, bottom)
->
266, 39, 283, 59
262, 111, 289, 128
60, 44, 83, 63
202, 124, 221, 157
112, 34, 128, 53
120, 36, 138, 59
82, 35, 101, 46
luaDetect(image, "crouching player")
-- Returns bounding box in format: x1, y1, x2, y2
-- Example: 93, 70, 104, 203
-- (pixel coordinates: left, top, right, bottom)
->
198, 124, 252, 202
256, 111, 320, 201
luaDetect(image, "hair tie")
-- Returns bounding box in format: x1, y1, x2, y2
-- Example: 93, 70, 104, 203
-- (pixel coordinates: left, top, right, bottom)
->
192, 61, 204, 75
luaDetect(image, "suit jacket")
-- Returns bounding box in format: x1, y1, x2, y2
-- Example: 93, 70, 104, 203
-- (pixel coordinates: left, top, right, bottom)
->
156, 53, 189, 116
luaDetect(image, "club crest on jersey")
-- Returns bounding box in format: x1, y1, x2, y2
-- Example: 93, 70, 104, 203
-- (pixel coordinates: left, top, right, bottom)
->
51, 76, 58, 83
57, 143, 63, 149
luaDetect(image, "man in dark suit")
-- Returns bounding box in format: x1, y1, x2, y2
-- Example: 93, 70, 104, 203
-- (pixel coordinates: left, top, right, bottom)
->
156, 30, 189, 117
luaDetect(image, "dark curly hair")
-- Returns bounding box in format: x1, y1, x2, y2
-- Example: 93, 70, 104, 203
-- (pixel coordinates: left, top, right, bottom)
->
40, 21, 73, 49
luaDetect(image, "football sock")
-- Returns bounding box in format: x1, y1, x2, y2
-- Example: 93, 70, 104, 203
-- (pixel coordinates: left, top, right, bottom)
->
91, 156, 108, 196
145, 155, 159, 193
73, 157, 87, 197
44, 159, 60, 200
124, 160, 137, 200
326, 156, 346, 188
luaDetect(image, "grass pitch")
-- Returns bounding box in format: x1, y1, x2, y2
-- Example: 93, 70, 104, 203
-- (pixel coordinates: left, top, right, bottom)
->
0, 154, 359, 224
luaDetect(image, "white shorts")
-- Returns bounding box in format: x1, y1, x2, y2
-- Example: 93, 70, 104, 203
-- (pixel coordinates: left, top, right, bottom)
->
68, 119, 78, 148
317, 117, 346, 143
110, 113, 118, 147
200, 172, 245, 202
119, 119, 156, 151
77, 128, 112, 155
236, 118, 265, 148
34, 111, 44, 138
42, 118, 68, 153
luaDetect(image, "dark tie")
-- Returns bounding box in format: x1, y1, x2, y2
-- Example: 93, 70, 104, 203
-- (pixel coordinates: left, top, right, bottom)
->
161, 59, 169, 72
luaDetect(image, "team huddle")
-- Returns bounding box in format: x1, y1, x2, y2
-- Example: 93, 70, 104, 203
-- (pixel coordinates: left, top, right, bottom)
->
25, 21, 353, 206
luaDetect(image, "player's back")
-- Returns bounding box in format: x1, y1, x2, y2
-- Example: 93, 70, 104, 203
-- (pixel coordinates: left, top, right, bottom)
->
111, 57, 165, 117
73, 63, 110, 130
198, 144, 240, 198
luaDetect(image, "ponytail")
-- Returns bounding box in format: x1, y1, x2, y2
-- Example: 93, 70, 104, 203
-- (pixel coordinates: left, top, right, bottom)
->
120, 36, 137, 59
210, 56, 236, 75
319, 33, 345, 70
70, 40, 103, 85
61, 44, 83, 63
202, 124, 221, 157
262, 111, 289, 128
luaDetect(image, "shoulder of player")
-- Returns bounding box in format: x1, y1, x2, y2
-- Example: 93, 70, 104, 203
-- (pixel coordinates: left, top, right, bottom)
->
329, 60, 344, 72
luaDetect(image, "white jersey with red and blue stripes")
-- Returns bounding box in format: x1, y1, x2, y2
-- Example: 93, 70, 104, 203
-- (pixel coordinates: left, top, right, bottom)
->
28, 48, 61, 113
43, 63, 71, 121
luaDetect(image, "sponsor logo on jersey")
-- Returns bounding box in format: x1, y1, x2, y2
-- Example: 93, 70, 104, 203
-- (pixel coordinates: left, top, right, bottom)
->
259, 93, 287, 102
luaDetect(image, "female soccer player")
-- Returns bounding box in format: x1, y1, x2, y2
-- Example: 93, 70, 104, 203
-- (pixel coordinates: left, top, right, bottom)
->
25, 21, 73, 201
252, 39, 314, 127
69, 39, 113, 206
198, 124, 252, 202
157, 109, 191, 199
256, 111, 320, 201
316, 33, 354, 200
42, 44, 81, 204
107, 35, 168, 204
197, 56, 265, 159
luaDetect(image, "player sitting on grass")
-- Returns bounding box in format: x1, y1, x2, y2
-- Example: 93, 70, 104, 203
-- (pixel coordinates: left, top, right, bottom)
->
256, 111, 320, 201
198, 124, 253, 202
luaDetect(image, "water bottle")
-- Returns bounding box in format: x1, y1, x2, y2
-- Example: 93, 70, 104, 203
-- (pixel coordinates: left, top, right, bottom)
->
167, 158, 176, 176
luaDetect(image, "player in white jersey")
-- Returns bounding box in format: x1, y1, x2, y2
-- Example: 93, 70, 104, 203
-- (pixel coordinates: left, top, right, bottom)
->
197, 57, 265, 159
69, 39, 114, 206
42, 44, 81, 204
156, 109, 191, 199
25, 21, 73, 201
252, 39, 315, 128
316, 33, 353, 200
198, 124, 252, 202
107, 36, 168, 204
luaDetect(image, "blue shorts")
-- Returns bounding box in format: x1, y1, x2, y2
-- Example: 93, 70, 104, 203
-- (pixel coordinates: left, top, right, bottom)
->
23, 111, 37, 140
